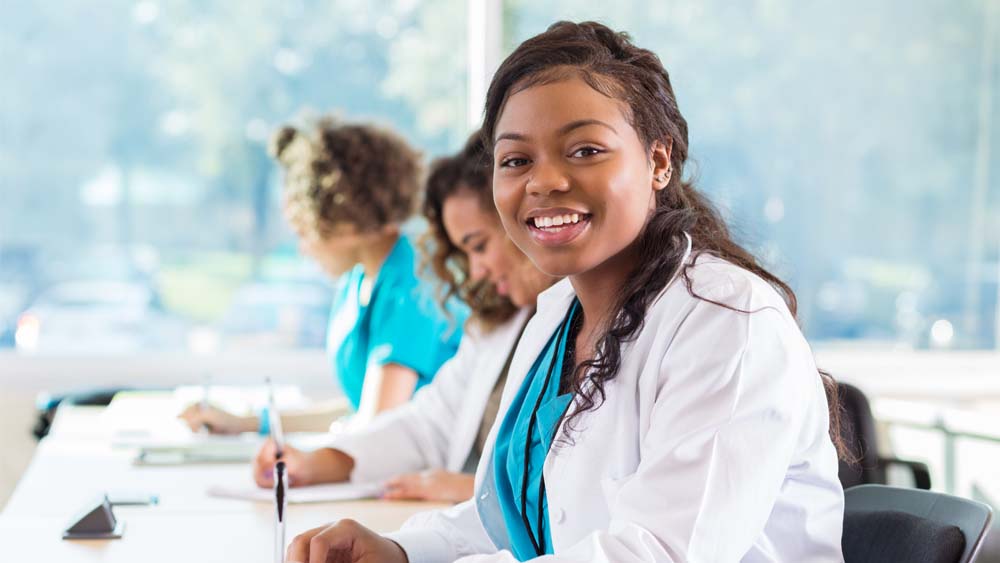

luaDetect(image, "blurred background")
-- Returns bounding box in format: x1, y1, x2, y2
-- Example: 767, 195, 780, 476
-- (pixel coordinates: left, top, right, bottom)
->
1, 0, 998, 526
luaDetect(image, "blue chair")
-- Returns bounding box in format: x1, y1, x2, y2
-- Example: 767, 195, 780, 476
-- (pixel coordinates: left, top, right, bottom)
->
843, 484, 993, 563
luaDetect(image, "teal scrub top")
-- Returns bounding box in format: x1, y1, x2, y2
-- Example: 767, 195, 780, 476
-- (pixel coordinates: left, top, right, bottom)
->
325, 235, 466, 410
493, 300, 578, 560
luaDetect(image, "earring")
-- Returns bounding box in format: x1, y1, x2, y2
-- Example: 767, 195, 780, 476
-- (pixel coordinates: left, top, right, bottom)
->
658, 166, 671, 183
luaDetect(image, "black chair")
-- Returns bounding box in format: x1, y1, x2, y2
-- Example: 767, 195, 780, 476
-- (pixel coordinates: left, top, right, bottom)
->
837, 382, 932, 490
843, 484, 993, 563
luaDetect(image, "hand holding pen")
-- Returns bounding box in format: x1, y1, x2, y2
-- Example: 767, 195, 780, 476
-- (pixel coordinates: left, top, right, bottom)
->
253, 440, 302, 488
190, 373, 215, 434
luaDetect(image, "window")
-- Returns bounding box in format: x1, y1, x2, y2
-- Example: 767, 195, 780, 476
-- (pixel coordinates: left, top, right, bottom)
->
504, 0, 1000, 350
0, 0, 469, 354
3, 1, 998, 354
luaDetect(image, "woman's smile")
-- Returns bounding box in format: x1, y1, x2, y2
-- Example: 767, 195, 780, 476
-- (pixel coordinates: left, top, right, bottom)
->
524, 207, 593, 247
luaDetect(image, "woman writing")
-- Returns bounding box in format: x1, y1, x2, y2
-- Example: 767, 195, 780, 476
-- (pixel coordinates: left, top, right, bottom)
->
181, 118, 465, 433
251, 132, 558, 503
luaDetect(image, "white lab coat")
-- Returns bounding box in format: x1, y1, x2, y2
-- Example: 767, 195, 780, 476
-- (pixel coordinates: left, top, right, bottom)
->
327, 308, 532, 483
387, 255, 845, 562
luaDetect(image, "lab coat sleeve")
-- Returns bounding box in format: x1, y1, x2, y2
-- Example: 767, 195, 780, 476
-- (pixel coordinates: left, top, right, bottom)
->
326, 325, 481, 483
386, 498, 500, 562
454, 279, 832, 562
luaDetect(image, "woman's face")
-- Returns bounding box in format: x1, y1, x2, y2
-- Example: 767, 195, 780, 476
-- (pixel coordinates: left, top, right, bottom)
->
442, 189, 555, 309
291, 221, 366, 279
491, 76, 670, 279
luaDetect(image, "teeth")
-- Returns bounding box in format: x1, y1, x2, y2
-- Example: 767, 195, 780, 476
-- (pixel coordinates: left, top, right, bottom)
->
532, 214, 584, 229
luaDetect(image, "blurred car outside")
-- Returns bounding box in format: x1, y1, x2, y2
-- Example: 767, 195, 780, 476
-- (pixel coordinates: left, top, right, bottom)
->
14, 280, 188, 355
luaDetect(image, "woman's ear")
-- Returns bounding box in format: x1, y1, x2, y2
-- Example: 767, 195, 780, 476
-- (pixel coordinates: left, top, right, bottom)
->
650, 140, 673, 191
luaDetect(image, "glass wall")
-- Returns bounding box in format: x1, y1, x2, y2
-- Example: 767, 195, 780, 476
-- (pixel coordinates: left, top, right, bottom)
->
0, 0, 468, 353
506, 0, 1000, 349
1, 0, 997, 354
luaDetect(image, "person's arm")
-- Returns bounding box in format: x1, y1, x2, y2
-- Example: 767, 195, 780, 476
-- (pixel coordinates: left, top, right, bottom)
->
253, 440, 355, 488
382, 470, 475, 503
326, 324, 483, 484
353, 362, 419, 424
356, 278, 467, 425
287, 498, 497, 563
255, 337, 480, 490
178, 398, 351, 434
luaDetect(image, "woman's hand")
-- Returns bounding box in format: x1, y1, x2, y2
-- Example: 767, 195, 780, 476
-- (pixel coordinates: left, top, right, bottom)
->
177, 404, 257, 434
253, 441, 355, 488
286, 519, 408, 563
382, 469, 474, 503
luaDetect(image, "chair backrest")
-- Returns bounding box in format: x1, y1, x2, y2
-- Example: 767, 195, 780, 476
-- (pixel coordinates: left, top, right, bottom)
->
844, 484, 993, 563
837, 383, 885, 488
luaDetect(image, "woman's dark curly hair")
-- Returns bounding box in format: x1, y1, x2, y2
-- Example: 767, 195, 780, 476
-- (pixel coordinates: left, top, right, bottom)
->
482, 21, 846, 458
421, 132, 518, 330
269, 117, 421, 236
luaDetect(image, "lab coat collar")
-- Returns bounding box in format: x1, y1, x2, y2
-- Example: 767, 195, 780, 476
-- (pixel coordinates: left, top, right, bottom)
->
536, 277, 576, 311
532, 232, 692, 315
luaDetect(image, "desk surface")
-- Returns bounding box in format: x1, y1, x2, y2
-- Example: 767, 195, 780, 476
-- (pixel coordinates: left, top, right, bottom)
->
1, 405, 448, 561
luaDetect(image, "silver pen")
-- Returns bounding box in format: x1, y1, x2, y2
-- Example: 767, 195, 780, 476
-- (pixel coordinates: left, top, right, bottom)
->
274, 460, 287, 563
266, 377, 285, 459
198, 373, 212, 433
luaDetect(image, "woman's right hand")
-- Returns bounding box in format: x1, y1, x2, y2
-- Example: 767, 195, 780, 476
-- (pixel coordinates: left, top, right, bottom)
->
178, 404, 257, 434
253, 440, 355, 488
286, 519, 408, 563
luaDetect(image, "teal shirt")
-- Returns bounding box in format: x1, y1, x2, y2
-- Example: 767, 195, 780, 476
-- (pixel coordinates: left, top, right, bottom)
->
325, 235, 466, 410
493, 300, 578, 560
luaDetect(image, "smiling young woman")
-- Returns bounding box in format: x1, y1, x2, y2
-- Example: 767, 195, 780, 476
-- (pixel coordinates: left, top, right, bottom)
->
284, 22, 847, 563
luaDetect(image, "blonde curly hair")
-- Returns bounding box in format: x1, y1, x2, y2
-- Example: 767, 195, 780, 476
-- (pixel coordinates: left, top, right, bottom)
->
269, 117, 422, 237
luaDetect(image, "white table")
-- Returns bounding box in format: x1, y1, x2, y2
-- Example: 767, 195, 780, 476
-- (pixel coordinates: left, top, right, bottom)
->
0, 405, 448, 561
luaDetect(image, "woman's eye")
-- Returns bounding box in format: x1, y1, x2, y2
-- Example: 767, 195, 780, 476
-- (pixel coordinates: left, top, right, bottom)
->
472, 241, 487, 254
500, 157, 529, 168
571, 146, 603, 158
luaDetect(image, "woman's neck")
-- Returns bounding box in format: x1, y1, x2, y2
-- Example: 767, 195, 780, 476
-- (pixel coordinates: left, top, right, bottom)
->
568, 244, 638, 359
358, 230, 401, 280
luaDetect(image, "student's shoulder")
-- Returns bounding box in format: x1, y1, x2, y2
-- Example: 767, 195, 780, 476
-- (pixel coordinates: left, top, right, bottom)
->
661, 253, 791, 315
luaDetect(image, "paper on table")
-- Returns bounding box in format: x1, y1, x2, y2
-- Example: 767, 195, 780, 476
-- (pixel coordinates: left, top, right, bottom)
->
104, 386, 306, 449
127, 432, 334, 465
207, 481, 384, 504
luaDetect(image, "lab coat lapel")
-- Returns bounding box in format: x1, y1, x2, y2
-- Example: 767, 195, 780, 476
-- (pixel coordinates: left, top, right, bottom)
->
448, 308, 532, 470
473, 279, 576, 489
472, 279, 576, 553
